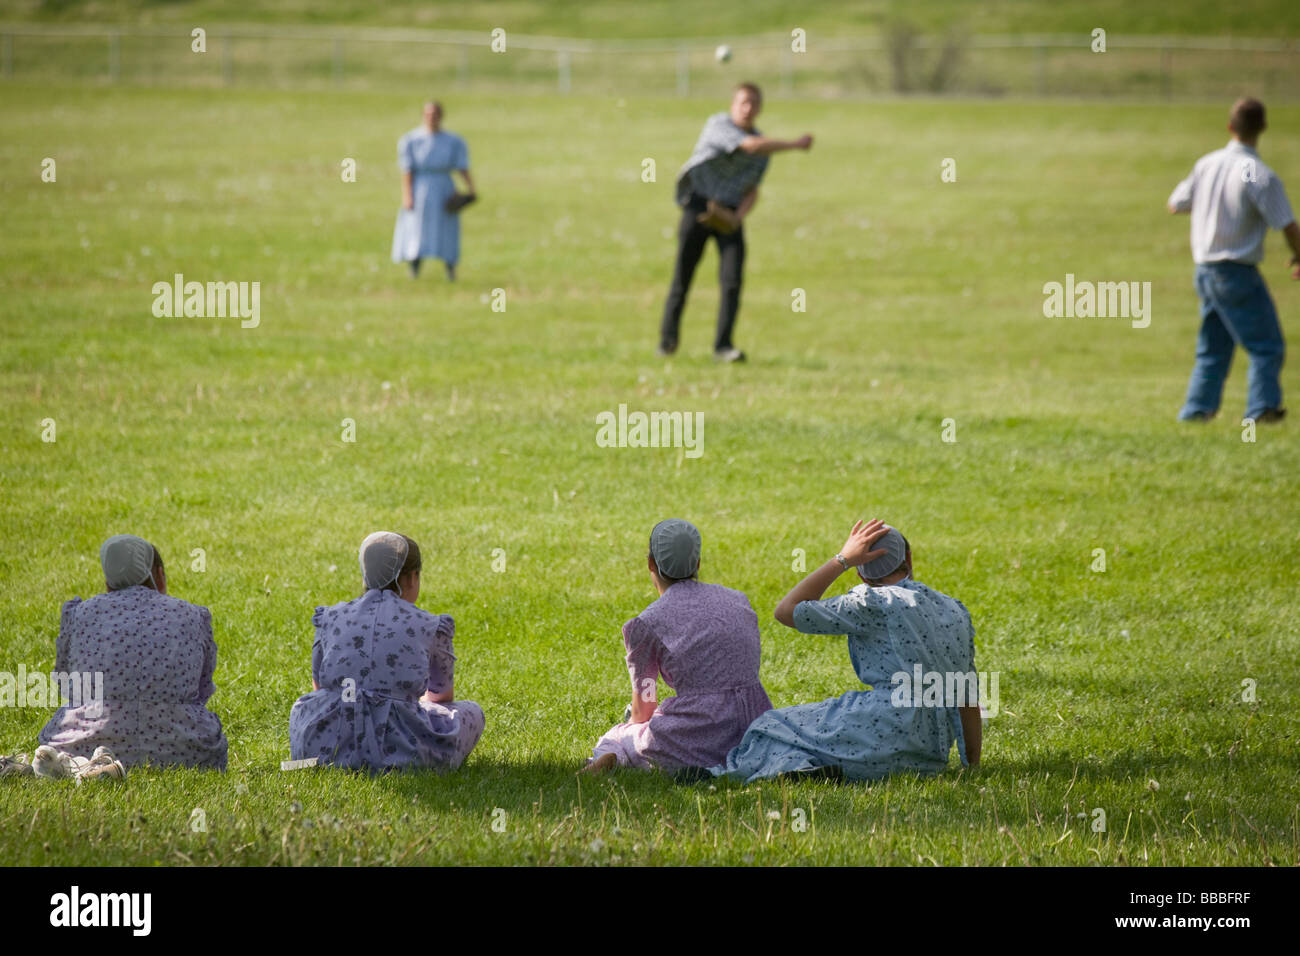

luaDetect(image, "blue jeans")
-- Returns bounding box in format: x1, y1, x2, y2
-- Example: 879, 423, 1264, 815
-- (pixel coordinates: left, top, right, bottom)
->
1179, 261, 1286, 420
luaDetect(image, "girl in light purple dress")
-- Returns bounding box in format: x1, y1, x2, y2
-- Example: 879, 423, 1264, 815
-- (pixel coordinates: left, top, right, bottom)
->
289, 532, 484, 771
38, 534, 229, 770
584, 519, 772, 774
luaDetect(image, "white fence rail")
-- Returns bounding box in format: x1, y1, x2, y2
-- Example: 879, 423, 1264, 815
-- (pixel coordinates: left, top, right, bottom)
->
1, 24, 1296, 99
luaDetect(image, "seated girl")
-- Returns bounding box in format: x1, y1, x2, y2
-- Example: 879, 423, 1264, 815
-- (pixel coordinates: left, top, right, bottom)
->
38, 534, 229, 770
584, 519, 772, 774
289, 532, 484, 771
711, 519, 982, 783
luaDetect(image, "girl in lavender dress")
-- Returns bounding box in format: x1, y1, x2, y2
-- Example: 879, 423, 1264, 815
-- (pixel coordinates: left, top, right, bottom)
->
289, 532, 484, 772
37, 534, 229, 770
584, 519, 772, 774
391, 100, 476, 280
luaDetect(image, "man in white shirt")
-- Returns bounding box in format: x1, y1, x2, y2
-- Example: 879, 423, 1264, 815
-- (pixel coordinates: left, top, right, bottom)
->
1168, 97, 1300, 423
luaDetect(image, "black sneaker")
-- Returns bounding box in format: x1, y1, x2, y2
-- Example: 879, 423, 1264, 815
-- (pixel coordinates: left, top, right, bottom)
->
713, 347, 746, 363
657, 341, 678, 358
1255, 407, 1286, 423
671, 766, 714, 785
1178, 410, 1215, 422
776, 764, 844, 783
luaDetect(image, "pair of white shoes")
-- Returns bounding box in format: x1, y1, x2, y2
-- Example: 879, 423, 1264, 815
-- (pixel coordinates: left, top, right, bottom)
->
30, 745, 127, 784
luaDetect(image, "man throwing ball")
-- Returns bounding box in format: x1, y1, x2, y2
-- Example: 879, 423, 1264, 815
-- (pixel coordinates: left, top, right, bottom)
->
1168, 97, 1300, 423
658, 82, 813, 362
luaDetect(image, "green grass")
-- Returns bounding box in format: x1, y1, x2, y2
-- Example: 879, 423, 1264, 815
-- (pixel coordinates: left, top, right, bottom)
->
7, 0, 1300, 37
1, 80, 1298, 865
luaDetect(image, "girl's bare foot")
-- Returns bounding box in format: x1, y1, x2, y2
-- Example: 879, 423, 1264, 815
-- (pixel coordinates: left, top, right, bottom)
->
581, 752, 618, 774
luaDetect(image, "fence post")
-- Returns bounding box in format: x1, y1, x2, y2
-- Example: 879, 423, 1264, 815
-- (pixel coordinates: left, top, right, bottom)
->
221, 33, 233, 85
108, 31, 120, 83
676, 46, 689, 96
781, 45, 792, 95
457, 43, 469, 88
1160, 45, 1171, 100
557, 49, 571, 93
1034, 44, 1045, 96
1, 33, 10, 79
332, 37, 343, 87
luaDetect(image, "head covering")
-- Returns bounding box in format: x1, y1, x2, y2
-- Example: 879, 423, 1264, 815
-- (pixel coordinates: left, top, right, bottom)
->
649, 519, 701, 580
359, 531, 409, 594
858, 527, 908, 581
100, 534, 157, 590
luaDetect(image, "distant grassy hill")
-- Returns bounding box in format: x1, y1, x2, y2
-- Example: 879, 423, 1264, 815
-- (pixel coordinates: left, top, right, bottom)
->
5, 0, 1300, 38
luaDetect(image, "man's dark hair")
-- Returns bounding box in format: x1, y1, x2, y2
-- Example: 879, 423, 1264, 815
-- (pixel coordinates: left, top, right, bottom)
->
1229, 97, 1266, 140
735, 81, 762, 101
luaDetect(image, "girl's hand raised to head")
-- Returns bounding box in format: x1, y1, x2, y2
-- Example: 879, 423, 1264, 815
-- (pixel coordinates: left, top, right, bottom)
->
839, 519, 892, 567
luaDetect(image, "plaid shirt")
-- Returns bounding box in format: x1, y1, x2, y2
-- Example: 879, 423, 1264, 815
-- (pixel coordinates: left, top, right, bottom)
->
675, 112, 770, 208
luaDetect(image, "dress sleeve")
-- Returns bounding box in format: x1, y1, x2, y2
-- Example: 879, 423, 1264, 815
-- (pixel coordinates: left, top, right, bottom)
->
427, 614, 456, 696
622, 616, 660, 701
55, 598, 80, 673
196, 605, 217, 706
1167, 169, 1195, 213
310, 606, 327, 686
397, 134, 413, 173
792, 588, 883, 636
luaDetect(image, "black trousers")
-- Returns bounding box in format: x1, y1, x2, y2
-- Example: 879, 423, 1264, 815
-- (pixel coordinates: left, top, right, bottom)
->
660, 194, 746, 351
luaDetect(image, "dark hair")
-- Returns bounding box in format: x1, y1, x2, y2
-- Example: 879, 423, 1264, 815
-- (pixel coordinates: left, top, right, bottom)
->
1229, 98, 1266, 139
735, 81, 762, 101
382, 535, 421, 594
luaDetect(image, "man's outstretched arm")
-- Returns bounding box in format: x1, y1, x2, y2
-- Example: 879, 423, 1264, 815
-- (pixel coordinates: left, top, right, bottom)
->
739, 133, 813, 156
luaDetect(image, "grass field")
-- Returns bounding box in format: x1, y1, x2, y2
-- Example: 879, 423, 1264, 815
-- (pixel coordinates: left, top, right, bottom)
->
8, 0, 1300, 37
1, 79, 1298, 866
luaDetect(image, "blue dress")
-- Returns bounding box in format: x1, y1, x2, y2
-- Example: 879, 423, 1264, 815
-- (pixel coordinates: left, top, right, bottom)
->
711, 578, 977, 783
288, 589, 484, 771
390, 128, 469, 266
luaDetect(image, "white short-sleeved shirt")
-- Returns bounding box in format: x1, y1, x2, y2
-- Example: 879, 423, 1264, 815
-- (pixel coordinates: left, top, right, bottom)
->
1168, 140, 1295, 264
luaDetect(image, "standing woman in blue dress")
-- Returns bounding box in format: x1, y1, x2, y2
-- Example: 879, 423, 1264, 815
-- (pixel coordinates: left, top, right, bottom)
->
391, 100, 475, 280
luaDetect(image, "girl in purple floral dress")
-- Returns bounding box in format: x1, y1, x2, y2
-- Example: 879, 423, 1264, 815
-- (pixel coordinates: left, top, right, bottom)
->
289, 532, 484, 771
38, 534, 228, 770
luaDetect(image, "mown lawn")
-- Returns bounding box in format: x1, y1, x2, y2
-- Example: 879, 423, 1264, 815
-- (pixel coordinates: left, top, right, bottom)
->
1, 83, 1297, 864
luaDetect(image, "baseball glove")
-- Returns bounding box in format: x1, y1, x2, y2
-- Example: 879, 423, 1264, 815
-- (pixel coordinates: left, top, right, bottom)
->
696, 199, 740, 234
444, 191, 478, 214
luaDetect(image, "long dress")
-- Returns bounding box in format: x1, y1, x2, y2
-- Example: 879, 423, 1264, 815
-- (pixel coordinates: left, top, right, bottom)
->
390, 127, 469, 267
288, 588, 483, 771
711, 578, 976, 783
591, 579, 772, 771
37, 586, 229, 769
